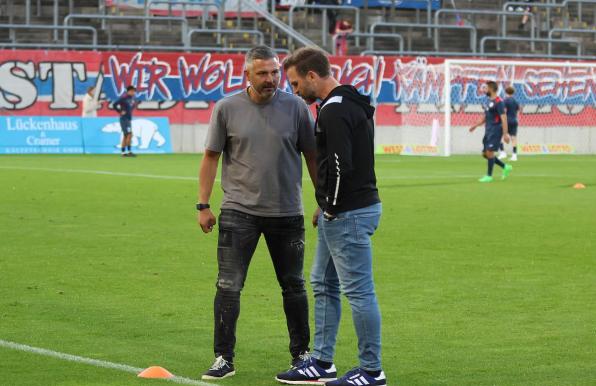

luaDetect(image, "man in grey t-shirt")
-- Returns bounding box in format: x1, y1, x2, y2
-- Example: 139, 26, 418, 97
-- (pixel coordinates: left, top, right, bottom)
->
197, 46, 317, 380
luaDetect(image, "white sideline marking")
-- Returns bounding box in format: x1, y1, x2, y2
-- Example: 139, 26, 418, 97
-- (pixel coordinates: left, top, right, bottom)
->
0, 166, 198, 181
0, 165, 573, 181
0, 339, 215, 386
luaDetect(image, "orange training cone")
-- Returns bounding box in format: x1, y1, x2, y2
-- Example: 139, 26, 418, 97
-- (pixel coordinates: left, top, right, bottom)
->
573, 183, 586, 189
138, 366, 174, 379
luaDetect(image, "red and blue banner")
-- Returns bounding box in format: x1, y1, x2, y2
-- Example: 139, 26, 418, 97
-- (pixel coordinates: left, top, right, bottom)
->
0, 50, 594, 127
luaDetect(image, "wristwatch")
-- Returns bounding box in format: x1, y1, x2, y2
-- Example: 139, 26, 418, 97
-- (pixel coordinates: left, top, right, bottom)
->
196, 203, 210, 211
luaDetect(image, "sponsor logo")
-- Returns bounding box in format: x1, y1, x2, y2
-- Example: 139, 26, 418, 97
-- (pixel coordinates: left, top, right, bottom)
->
26, 132, 61, 146
6, 117, 79, 131
377, 144, 439, 155
521, 144, 574, 154
0, 116, 171, 154
100, 119, 167, 150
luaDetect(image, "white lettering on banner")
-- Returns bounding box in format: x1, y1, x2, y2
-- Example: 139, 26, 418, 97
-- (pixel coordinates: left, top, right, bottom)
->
6, 117, 79, 131
0, 61, 87, 111
26, 132, 61, 146
0, 61, 37, 109
39, 62, 87, 109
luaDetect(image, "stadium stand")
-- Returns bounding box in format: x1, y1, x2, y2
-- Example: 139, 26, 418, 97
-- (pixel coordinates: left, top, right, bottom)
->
0, 0, 594, 58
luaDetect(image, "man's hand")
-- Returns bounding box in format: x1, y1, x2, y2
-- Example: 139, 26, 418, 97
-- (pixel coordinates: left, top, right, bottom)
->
312, 207, 321, 228
197, 150, 221, 234
198, 208, 216, 233
503, 133, 511, 144
120, 111, 126, 116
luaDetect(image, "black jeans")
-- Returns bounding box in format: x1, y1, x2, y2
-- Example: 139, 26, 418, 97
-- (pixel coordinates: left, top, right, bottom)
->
214, 209, 310, 359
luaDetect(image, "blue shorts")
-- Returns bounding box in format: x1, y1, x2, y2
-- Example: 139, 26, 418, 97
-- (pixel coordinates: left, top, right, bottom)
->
508, 122, 518, 136
120, 117, 132, 135
483, 132, 502, 152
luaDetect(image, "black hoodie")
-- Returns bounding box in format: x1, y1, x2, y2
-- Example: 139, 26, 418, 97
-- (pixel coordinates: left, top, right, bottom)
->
315, 85, 380, 215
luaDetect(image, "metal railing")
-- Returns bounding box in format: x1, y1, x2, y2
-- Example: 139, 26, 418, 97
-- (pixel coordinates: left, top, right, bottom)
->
569, 0, 596, 25
1, 0, 592, 59
188, 28, 265, 48
213, 0, 318, 49
288, 4, 360, 48
238, 0, 320, 50
358, 49, 596, 60
420, 0, 435, 38
0, 24, 98, 48
12, 0, 76, 40
370, 22, 477, 53
502, 0, 596, 34
548, 28, 596, 55
0, 41, 287, 54
480, 36, 583, 57
0, 42, 290, 54
434, 9, 536, 51
549, 27, 596, 40
144, 0, 223, 43
385, 0, 436, 37
332, 32, 404, 55
64, 14, 189, 47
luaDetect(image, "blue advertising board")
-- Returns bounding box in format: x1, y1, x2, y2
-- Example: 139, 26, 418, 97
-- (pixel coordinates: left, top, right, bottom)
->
0, 116, 84, 154
0, 116, 172, 154
343, 0, 441, 9
82, 117, 172, 154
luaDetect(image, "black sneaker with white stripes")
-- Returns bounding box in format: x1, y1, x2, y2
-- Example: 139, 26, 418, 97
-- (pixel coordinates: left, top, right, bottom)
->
291, 351, 312, 368
202, 356, 235, 380
325, 367, 386, 386
275, 357, 337, 385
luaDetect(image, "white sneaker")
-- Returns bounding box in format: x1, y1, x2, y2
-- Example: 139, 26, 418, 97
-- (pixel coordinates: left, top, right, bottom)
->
511, 154, 518, 161
498, 151, 508, 160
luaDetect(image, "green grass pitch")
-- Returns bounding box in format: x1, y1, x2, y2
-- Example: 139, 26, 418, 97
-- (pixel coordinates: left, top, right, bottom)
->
1, 154, 595, 386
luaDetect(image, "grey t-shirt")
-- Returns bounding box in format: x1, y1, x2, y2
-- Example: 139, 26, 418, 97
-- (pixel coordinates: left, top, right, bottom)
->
205, 89, 315, 217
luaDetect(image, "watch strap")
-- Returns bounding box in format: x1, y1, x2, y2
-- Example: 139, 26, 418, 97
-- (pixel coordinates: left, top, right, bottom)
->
196, 203, 210, 211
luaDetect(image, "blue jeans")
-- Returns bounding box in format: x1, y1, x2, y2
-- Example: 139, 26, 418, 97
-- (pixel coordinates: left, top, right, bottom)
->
311, 203, 382, 371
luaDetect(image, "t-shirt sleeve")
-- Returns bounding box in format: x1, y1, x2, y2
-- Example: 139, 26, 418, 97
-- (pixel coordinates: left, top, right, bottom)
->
296, 101, 316, 153
205, 101, 227, 152
497, 100, 505, 115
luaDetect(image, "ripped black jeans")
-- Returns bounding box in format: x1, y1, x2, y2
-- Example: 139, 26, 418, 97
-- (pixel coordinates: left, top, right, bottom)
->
213, 209, 310, 360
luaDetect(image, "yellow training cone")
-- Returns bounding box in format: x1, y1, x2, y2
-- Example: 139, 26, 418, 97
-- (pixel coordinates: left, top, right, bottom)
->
573, 183, 586, 189
138, 366, 174, 379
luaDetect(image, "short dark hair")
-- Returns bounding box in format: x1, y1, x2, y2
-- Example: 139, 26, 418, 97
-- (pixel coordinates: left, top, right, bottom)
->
126, 85, 136, 92
486, 81, 498, 92
283, 47, 331, 78
245, 45, 277, 67
505, 86, 515, 95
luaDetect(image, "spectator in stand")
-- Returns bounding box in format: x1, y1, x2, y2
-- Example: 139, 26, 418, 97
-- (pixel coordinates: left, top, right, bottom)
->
507, 0, 535, 31
333, 19, 353, 56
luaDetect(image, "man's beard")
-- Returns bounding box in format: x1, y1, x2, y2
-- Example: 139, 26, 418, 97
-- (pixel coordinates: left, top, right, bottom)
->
301, 95, 317, 105
254, 83, 277, 95
299, 90, 318, 105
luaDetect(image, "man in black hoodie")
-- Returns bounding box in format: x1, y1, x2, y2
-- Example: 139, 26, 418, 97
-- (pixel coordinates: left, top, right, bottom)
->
277, 48, 385, 386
